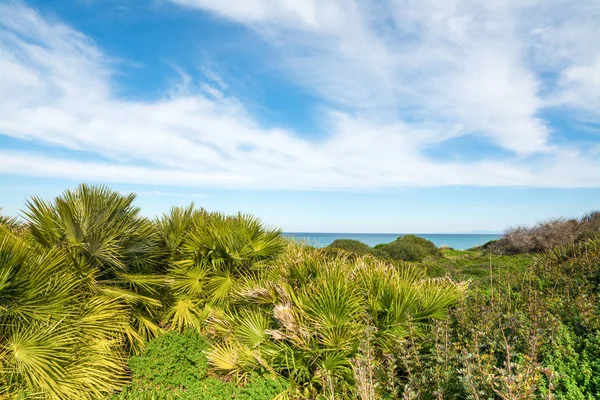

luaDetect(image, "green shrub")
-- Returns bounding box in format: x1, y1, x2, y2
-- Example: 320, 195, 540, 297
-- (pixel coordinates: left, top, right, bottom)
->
327, 238, 390, 258
116, 330, 287, 400
128, 330, 209, 389
376, 235, 442, 262
205, 243, 466, 399
398, 238, 600, 399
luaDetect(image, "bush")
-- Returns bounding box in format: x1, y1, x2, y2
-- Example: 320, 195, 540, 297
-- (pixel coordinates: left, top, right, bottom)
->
128, 330, 209, 389
204, 243, 466, 399
116, 330, 287, 399
375, 235, 442, 262
397, 238, 600, 399
494, 211, 600, 254
327, 239, 390, 258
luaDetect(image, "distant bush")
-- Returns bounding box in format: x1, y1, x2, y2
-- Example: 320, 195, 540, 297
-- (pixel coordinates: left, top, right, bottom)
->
327, 238, 390, 258
375, 235, 442, 262
116, 330, 287, 400
494, 211, 600, 254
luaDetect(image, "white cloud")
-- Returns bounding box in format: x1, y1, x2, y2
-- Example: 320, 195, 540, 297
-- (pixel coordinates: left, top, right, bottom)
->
0, 1, 599, 190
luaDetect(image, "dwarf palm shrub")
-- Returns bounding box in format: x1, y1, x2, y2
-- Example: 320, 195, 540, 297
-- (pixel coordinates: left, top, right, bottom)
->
0, 226, 128, 399
153, 204, 208, 267
22, 184, 163, 350
205, 244, 466, 399
159, 210, 286, 331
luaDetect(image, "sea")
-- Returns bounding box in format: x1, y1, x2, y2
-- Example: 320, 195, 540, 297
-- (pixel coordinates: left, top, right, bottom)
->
282, 233, 501, 250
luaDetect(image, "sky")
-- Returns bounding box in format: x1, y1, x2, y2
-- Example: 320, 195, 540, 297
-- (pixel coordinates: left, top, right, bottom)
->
0, 0, 599, 233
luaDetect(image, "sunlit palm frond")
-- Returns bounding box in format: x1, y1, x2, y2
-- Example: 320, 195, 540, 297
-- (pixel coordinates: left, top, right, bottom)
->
233, 308, 272, 348
164, 297, 210, 332
206, 340, 258, 381
154, 203, 205, 259
168, 262, 208, 296
0, 227, 127, 399
183, 212, 285, 272
21, 185, 163, 349
206, 273, 236, 305
412, 277, 468, 321
98, 286, 162, 308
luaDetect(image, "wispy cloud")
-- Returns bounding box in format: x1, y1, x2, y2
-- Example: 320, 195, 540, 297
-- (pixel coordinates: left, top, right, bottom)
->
0, 1, 599, 190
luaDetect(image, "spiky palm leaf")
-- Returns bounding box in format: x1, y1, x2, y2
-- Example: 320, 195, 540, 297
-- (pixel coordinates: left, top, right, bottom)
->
154, 204, 208, 264
183, 212, 285, 274
21, 184, 163, 349
0, 226, 128, 399
208, 244, 465, 398
158, 211, 286, 331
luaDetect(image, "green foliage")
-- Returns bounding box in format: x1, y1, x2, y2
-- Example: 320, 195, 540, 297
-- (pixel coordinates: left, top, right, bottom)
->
158, 210, 286, 331
128, 330, 210, 388
22, 184, 163, 350
0, 208, 24, 234
3, 185, 600, 399
423, 250, 533, 285
539, 326, 600, 399
397, 238, 600, 400
116, 330, 288, 400
327, 239, 390, 258
0, 226, 128, 399
440, 248, 473, 257
327, 235, 442, 262
375, 234, 442, 262
205, 243, 466, 399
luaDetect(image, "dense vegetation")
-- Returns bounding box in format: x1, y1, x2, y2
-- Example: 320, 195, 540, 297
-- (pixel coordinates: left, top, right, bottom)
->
0, 185, 598, 399
327, 235, 442, 262
327, 239, 390, 258
490, 211, 600, 254
113, 330, 288, 399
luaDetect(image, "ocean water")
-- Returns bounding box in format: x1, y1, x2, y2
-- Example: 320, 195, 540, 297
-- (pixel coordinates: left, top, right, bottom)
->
282, 232, 501, 250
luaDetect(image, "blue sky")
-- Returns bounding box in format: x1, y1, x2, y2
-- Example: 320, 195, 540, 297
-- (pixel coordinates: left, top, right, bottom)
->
0, 0, 599, 233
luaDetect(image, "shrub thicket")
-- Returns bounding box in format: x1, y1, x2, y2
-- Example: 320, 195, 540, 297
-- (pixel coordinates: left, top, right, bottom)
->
204, 243, 466, 398
398, 238, 600, 399
375, 234, 442, 262
327, 238, 390, 258
328, 235, 442, 262
494, 211, 600, 254
0, 224, 129, 398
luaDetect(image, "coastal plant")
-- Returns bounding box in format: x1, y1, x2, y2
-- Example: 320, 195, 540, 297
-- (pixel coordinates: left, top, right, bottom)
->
116, 329, 288, 400
374, 235, 442, 262
494, 211, 600, 254
21, 184, 164, 350
160, 210, 286, 331
0, 225, 129, 399
205, 244, 466, 399
0, 209, 24, 234
327, 239, 390, 259
397, 237, 600, 399
152, 204, 208, 268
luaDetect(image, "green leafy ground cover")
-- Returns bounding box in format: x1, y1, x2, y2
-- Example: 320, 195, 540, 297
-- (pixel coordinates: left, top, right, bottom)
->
112, 330, 287, 399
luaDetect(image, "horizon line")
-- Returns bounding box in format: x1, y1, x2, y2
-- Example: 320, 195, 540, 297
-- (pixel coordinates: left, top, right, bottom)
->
282, 231, 503, 235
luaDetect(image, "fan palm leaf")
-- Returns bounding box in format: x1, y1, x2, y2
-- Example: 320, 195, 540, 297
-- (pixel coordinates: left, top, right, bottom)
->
21, 184, 164, 349
0, 226, 128, 399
